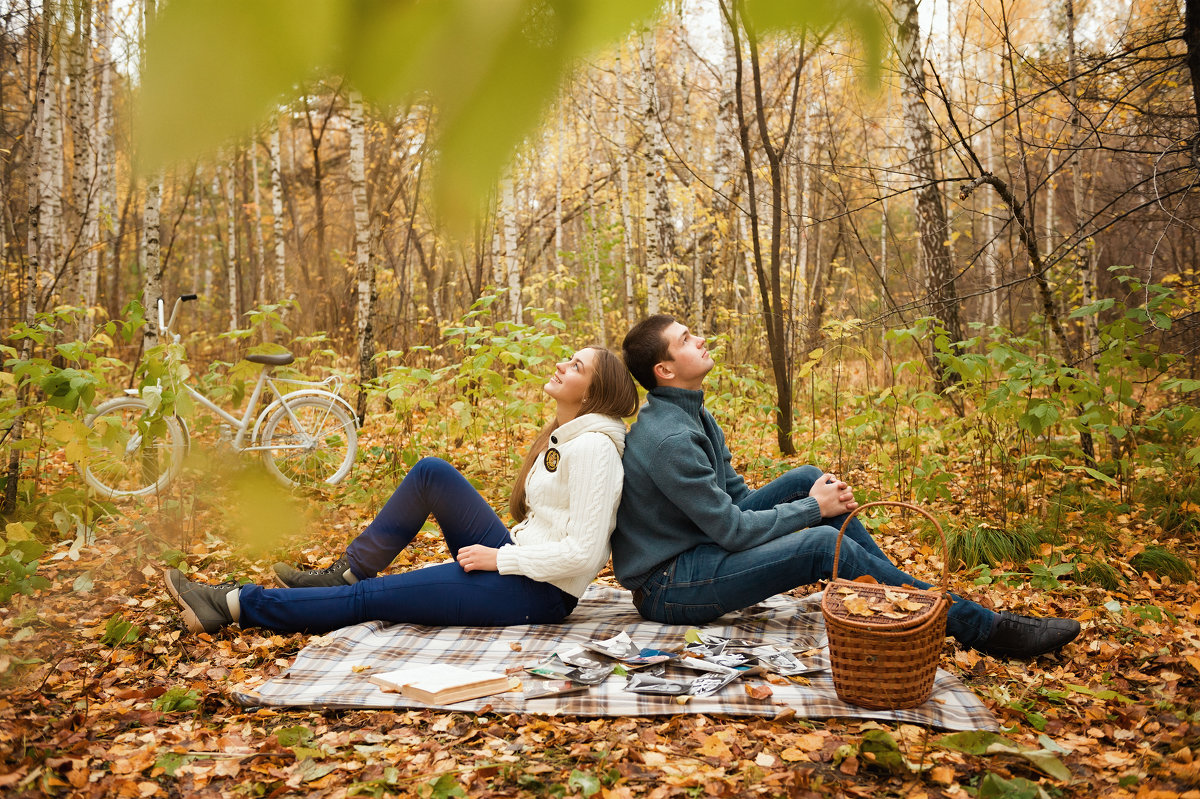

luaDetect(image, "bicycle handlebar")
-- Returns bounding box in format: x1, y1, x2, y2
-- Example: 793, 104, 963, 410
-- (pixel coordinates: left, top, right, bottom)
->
159, 293, 200, 337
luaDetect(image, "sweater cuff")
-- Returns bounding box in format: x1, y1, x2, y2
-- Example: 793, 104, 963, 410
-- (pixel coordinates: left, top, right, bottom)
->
495, 544, 519, 575
795, 496, 823, 529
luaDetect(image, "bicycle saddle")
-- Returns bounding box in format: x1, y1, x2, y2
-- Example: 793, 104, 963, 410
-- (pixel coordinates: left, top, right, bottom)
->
245, 352, 295, 366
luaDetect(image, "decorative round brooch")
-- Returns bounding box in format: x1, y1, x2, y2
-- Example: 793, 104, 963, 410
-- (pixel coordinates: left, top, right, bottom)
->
543, 448, 561, 472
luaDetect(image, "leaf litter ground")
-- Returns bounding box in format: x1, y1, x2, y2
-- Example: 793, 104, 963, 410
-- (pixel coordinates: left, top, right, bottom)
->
1, 425, 1198, 798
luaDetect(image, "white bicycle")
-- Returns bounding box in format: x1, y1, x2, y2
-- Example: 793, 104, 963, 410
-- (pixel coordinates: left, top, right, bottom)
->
82, 294, 359, 498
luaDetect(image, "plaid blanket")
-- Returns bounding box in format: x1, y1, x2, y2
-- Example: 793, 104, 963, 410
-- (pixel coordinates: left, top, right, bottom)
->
232, 585, 997, 731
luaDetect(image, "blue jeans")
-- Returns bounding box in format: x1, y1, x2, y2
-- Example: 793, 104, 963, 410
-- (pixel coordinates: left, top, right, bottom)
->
633, 465, 997, 648
238, 457, 576, 633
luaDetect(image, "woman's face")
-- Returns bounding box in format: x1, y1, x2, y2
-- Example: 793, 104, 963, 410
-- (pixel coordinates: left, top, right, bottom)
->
544, 347, 598, 412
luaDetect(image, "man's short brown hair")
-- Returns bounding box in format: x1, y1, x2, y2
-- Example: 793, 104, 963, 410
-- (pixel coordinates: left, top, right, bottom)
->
622, 314, 675, 391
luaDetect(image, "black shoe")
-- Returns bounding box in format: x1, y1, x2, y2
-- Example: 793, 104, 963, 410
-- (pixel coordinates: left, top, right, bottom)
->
163, 569, 238, 634
271, 554, 357, 588
976, 611, 1081, 659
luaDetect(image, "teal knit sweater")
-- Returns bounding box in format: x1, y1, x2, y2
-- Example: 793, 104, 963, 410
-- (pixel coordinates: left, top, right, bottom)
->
611, 386, 823, 590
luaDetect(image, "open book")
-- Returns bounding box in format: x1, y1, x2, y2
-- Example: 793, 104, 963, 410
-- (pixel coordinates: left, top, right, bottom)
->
367, 663, 512, 704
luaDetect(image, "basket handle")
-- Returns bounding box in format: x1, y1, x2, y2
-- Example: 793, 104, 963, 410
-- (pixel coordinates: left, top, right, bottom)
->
829, 500, 950, 593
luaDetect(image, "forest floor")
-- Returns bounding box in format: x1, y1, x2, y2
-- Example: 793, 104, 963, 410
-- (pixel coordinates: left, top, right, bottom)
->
1, 425, 1199, 799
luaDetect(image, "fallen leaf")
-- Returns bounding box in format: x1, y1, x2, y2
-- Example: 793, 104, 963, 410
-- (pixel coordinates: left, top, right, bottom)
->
745, 683, 773, 700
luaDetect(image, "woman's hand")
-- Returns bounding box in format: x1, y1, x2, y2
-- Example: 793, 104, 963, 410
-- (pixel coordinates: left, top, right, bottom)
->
457, 544, 500, 572
808, 473, 859, 518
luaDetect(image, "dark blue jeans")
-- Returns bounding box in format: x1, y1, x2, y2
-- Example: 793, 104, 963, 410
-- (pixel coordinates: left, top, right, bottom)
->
633, 465, 997, 648
238, 457, 576, 633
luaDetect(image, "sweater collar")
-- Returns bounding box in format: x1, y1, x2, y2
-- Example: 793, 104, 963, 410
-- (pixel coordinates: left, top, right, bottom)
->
549, 413, 628, 455
648, 385, 706, 417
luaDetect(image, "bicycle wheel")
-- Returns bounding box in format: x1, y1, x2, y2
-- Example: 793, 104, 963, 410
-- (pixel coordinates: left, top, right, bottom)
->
82, 397, 186, 498
260, 394, 357, 488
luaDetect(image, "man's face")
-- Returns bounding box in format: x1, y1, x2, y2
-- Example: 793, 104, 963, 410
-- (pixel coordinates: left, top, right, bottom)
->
657, 321, 714, 390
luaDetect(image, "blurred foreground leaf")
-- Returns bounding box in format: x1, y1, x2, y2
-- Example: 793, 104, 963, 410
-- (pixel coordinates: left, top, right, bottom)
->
137, 0, 880, 231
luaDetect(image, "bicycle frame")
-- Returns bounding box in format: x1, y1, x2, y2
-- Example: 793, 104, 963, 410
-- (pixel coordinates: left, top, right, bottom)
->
182, 371, 341, 453
157, 296, 351, 454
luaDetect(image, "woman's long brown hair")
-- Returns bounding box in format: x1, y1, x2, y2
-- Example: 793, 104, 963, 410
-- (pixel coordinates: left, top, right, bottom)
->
508, 347, 639, 523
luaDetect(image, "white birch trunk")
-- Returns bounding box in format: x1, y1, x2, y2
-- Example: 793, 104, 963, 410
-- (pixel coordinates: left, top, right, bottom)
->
894, 0, 963, 349
251, 143, 265, 305
204, 170, 218, 300
349, 91, 375, 419
94, 0, 115, 314
614, 48, 636, 324
1066, 0, 1099, 366
503, 171, 521, 324
269, 126, 287, 303
224, 160, 239, 331
640, 24, 672, 316
982, 123, 1000, 327
70, 0, 97, 323
39, 31, 62, 297
140, 0, 163, 344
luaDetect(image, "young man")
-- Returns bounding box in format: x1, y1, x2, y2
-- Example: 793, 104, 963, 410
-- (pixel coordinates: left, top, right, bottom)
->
611, 314, 1080, 659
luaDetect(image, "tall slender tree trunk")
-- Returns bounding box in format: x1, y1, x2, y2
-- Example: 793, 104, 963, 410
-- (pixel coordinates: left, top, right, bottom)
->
4, 4, 54, 515
614, 49, 636, 324
894, 0, 963, 381
1066, 0, 1099, 367
726, 0, 801, 454
499, 170, 521, 323
141, 0, 164, 343
250, 143, 265, 305
224, 159, 239, 331
269, 126, 287, 305
713, 8, 739, 330
94, 0, 115, 315
640, 24, 673, 316
70, 0, 97, 333
349, 91, 375, 422
982, 124, 1001, 327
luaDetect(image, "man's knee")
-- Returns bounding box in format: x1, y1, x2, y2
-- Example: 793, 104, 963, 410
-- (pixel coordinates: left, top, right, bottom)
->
802, 526, 841, 578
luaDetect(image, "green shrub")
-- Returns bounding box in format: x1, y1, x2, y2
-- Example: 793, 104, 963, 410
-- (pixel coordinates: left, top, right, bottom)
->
1130, 545, 1193, 583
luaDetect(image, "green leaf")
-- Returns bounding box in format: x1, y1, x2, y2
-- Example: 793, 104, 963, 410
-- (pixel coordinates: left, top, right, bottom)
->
274, 725, 314, 748
936, 731, 1070, 781
1063, 465, 1119, 487
153, 686, 202, 713
568, 770, 602, 797
154, 752, 194, 777
426, 774, 465, 799
101, 614, 141, 647
977, 773, 1049, 799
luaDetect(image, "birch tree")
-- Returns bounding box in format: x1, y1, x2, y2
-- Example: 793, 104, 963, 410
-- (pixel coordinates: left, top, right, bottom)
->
894, 0, 964, 377
349, 90, 376, 421
141, 0, 164, 343
501, 169, 521, 324
269, 125, 287, 304
4, 2, 53, 515
613, 48, 637, 324
640, 24, 673, 315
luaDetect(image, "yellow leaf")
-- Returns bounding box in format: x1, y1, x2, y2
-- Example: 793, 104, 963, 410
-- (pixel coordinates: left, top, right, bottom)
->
795, 732, 825, 752
64, 438, 88, 464
698, 734, 733, 759
780, 747, 809, 762
844, 596, 874, 616
49, 421, 79, 443
5, 522, 33, 542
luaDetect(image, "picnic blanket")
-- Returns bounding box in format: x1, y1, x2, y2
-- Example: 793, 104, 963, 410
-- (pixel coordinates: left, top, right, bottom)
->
232, 585, 997, 731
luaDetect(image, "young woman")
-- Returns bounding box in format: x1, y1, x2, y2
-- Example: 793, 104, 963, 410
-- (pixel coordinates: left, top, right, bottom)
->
164, 346, 640, 634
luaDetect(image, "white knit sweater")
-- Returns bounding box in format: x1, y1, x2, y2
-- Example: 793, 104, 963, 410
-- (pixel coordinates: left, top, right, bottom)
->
495, 413, 627, 597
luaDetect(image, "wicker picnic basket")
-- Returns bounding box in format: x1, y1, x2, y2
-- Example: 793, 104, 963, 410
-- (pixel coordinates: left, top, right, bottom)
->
821, 501, 950, 710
